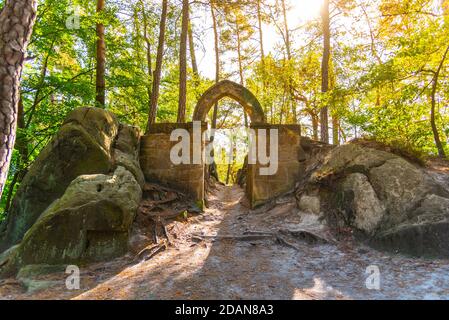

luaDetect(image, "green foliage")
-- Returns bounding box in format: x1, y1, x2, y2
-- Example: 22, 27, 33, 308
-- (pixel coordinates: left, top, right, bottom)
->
2, 0, 449, 216
0, 0, 211, 217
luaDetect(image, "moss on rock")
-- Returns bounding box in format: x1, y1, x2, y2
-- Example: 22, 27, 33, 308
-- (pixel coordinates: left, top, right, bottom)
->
0, 108, 120, 252
1, 167, 142, 277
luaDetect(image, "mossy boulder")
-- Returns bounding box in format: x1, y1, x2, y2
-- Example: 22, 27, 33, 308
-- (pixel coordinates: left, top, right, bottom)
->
370, 194, 449, 257
299, 143, 449, 258
311, 144, 397, 182
0, 108, 121, 252
368, 158, 448, 230
0, 166, 142, 278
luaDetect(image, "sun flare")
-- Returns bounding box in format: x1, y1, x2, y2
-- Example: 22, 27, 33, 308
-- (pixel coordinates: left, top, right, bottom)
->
289, 0, 324, 22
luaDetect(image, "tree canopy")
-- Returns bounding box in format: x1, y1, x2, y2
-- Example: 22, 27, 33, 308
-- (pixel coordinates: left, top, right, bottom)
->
1, 0, 449, 218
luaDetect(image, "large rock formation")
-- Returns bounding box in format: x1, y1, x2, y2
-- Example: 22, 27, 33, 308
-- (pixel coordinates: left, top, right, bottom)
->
0, 108, 118, 251
0, 107, 144, 277
0, 167, 141, 277
297, 143, 449, 258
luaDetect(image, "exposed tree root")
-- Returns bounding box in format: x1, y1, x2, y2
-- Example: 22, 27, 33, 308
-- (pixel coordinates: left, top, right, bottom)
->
191, 234, 273, 242
136, 242, 167, 261
190, 228, 331, 250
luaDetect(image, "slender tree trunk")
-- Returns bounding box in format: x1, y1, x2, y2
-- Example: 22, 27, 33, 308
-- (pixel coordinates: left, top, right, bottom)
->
236, 24, 244, 87
226, 161, 232, 185
25, 40, 53, 128
229, 19, 244, 179
209, 2, 220, 181
279, 86, 287, 123
363, 3, 383, 126
430, 45, 449, 158
281, 0, 291, 60
281, 0, 297, 123
226, 137, 235, 185
257, 0, 265, 74
257, 0, 267, 117
177, 0, 189, 123
95, 0, 106, 108
0, 0, 37, 200
330, 61, 339, 145
257, 0, 265, 60
16, 98, 27, 168
320, 0, 330, 143
211, 2, 220, 129
312, 114, 319, 141
141, 1, 153, 112
188, 12, 201, 103
147, 0, 168, 129
188, 18, 199, 80
332, 117, 339, 145
236, 22, 248, 127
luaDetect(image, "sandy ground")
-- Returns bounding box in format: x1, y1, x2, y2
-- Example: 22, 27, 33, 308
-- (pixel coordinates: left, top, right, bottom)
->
1, 184, 449, 300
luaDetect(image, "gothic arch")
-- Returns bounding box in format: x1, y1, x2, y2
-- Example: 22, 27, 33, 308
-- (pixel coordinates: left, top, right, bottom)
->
192, 80, 266, 124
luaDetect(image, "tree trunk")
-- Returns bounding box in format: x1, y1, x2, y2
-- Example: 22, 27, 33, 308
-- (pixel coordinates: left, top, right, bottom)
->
226, 162, 232, 185
257, 0, 267, 117
211, 2, 220, 129
330, 61, 339, 145
312, 114, 319, 141
320, 0, 330, 143
141, 1, 153, 113
332, 117, 339, 145
208, 2, 220, 181
281, 0, 291, 61
281, 0, 297, 123
430, 45, 449, 158
0, 0, 37, 200
26, 39, 53, 128
95, 0, 106, 108
147, 0, 168, 130
236, 21, 248, 127
16, 97, 27, 167
177, 0, 189, 123
188, 18, 199, 80
257, 0, 265, 71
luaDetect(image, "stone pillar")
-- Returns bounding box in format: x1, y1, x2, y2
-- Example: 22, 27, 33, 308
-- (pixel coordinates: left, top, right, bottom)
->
247, 124, 302, 208
140, 122, 207, 206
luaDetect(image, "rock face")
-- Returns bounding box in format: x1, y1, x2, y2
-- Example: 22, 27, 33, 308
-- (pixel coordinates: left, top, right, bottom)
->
0, 167, 141, 277
114, 124, 145, 188
0, 107, 144, 277
340, 173, 386, 235
0, 108, 119, 251
298, 143, 449, 258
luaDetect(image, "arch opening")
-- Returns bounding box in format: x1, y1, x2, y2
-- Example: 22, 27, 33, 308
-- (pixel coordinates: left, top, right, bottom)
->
192, 80, 266, 124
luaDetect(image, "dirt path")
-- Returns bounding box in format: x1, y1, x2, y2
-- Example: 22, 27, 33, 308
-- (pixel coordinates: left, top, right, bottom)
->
2, 184, 449, 300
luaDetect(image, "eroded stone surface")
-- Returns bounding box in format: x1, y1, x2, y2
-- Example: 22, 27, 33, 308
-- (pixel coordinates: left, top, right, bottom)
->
298, 143, 449, 258
0, 108, 144, 278
247, 124, 302, 208
341, 173, 386, 234
140, 122, 207, 203
114, 124, 145, 187
0, 167, 141, 278
0, 107, 119, 252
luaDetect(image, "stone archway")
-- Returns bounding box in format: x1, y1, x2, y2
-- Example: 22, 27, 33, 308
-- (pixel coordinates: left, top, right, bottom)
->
192, 80, 266, 124
140, 81, 303, 209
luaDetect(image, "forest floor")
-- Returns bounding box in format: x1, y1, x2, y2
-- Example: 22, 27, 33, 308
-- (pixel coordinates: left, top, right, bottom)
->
1, 184, 449, 300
